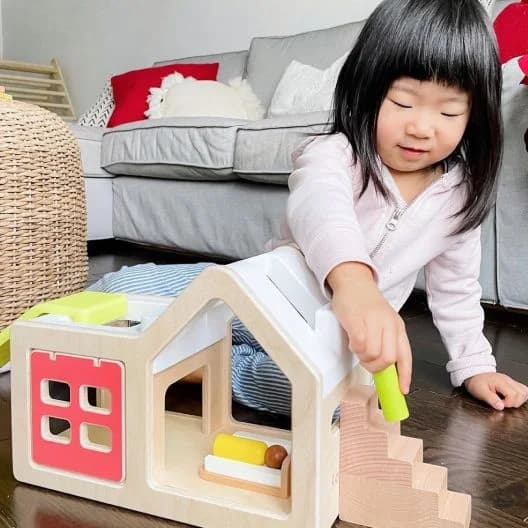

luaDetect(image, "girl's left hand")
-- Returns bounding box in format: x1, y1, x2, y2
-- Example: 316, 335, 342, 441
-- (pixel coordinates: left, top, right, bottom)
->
464, 372, 528, 411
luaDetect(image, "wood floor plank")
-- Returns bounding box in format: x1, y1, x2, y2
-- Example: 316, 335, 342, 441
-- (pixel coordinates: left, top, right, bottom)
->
0, 398, 9, 442
481, 476, 528, 522
0, 374, 10, 404
6, 483, 188, 528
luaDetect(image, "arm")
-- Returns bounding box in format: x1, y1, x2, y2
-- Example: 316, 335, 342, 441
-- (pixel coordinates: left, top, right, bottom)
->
288, 134, 412, 395
424, 226, 496, 387
425, 229, 528, 409
287, 133, 377, 294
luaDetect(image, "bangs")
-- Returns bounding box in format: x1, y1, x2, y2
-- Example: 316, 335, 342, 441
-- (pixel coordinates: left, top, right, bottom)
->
383, 22, 476, 92
364, 0, 496, 94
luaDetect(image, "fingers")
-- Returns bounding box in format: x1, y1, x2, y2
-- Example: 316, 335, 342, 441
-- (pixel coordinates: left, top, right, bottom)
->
343, 307, 412, 396
496, 377, 528, 409
467, 379, 505, 410
347, 316, 367, 356
396, 325, 413, 395
467, 375, 528, 410
363, 314, 384, 365
360, 322, 394, 374
482, 386, 506, 411
350, 315, 403, 376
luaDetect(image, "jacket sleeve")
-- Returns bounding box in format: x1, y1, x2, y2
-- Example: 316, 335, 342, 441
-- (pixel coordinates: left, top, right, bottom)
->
424, 226, 496, 386
287, 133, 377, 295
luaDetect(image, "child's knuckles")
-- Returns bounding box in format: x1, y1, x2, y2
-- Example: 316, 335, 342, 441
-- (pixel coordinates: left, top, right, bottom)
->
348, 335, 366, 353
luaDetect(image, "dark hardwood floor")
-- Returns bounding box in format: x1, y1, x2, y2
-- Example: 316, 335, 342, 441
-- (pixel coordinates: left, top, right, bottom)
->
1, 240, 527, 528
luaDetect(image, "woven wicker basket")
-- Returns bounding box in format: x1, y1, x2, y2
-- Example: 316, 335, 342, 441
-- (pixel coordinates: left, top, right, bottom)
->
0, 100, 88, 329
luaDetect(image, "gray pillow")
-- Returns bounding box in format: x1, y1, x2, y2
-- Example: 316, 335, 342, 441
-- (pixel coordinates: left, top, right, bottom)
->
154, 50, 248, 84
246, 20, 364, 111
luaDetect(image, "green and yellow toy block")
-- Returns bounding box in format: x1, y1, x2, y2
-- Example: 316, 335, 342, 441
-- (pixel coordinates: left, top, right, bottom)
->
0, 291, 128, 367
373, 364, 409, 422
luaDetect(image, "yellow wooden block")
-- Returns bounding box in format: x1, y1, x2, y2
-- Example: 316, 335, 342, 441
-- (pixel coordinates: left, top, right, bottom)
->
213, 433, 268, 466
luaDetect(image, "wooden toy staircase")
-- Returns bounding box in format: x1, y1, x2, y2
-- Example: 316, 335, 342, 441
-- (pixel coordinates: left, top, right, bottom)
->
339, 386, 471, 528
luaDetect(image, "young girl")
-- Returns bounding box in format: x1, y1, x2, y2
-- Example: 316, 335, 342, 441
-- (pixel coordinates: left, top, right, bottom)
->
286, 0, 528, 411
90, 0, 528, 414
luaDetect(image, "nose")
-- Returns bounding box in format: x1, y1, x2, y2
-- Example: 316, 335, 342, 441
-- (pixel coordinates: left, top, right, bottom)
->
405, 112, 434, 139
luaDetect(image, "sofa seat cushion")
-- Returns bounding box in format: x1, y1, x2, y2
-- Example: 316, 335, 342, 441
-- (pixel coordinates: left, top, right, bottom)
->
101, 116, 249, 181
233, 111, 330, 185
113, 177, 288, 260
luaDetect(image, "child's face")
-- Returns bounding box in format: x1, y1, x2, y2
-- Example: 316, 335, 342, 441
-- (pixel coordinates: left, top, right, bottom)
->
376, 77, 470, 176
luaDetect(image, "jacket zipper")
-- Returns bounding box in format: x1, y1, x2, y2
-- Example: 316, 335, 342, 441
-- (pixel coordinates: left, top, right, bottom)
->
369, 168, 449, 260
370, 205, 407, 258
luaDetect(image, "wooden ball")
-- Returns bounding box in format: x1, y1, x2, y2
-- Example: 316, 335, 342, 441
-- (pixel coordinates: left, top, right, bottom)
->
264, 445, 288, 469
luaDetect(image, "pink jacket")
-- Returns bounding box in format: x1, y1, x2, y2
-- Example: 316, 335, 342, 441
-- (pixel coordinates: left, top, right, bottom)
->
283, 133, 496, 387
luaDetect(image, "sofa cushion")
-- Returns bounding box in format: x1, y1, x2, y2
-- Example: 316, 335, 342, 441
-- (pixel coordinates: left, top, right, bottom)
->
233, 111, 331, 185
155, 50, 249, 85
268, 54, 347, 117
113, 177, 288, 260
101, 117, 248, 181
495, 58, 528, 309
246, 20, 364, 111
70, 123, 111, 178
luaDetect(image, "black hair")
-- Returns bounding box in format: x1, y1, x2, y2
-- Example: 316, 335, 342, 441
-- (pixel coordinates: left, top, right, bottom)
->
331, 0, 503, 234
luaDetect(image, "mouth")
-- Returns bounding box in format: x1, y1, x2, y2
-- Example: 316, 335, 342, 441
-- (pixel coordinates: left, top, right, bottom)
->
398, 145, 429, 160
399, 145, 427, 153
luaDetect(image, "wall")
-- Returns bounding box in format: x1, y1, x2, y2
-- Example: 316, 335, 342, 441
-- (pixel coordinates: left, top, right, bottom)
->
1, 0, 380, 115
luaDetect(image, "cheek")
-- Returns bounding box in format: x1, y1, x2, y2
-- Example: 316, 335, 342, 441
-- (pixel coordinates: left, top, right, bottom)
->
376, 112, 396, 148
444, 121, 468, 149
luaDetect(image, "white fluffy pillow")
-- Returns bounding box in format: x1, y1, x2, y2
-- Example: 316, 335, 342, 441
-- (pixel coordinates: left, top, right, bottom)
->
145, 73, 264, 120
268, 53, 348, 117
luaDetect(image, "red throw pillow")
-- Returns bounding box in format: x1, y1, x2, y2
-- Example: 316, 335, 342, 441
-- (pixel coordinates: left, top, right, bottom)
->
493, 0, 528, 65
107, 63, 219, 127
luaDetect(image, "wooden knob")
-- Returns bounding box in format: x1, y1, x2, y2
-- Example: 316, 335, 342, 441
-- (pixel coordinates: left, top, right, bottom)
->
264, 445, 288, 469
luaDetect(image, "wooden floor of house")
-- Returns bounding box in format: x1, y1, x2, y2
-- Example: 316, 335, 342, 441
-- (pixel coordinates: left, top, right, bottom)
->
1, 240, 527, 528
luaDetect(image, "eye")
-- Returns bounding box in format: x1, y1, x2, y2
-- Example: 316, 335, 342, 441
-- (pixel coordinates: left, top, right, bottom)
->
390, 99, 412, 109
441, 112, 462, 118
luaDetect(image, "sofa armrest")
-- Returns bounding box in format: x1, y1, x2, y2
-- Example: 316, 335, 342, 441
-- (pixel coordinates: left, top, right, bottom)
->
70, 123, 114, 240
69, 123, 113, 178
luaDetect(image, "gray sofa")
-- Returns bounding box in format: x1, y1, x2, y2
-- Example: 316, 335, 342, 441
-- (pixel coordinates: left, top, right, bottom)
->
75, 7, 528, 310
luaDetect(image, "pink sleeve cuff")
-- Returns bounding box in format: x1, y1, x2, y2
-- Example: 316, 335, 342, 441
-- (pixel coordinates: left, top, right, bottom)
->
447, 353, 497, 387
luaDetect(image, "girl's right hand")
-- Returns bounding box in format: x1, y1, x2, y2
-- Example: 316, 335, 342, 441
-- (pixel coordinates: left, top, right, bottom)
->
328, 262, 413, 394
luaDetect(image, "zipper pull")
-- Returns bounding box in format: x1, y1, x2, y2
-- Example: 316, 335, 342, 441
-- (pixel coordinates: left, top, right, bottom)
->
386, 208, 405, 231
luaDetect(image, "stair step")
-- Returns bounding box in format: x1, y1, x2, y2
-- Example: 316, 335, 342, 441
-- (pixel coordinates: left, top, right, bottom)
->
439, 490, 471, 528
343, 385, 375, 409
368, 408, 401, 436
412, 462, 448, 494
387, 435, 423, 464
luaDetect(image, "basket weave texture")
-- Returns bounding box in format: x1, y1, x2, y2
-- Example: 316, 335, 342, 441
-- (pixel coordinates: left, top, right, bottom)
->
0, 100, 87, 328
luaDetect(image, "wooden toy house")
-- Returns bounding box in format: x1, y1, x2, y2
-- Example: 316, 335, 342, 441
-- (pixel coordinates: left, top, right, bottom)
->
10, 246, 471, 528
